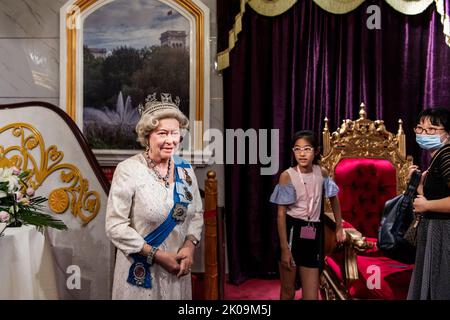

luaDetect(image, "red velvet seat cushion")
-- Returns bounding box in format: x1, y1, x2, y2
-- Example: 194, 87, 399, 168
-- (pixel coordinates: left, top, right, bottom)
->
350, 255, 413, 299
326, 253, 413, 299
327, 219, 413, 299
327, 224, 413, 299
327, 160, 413, 299
334, 158, 397, 238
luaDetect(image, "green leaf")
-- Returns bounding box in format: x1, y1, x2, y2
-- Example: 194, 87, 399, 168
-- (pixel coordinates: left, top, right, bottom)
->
18, 210, 68, 230
18, 171, 30, 179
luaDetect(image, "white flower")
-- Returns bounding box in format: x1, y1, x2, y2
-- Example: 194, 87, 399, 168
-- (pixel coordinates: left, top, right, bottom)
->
0, 210, 9, 222
0, 167, 10, 180
0, 190, 7, 199
0, 167, 19, 193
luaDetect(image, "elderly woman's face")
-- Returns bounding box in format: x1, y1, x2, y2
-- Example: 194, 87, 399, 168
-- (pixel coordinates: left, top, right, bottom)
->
147, 118, 181, 160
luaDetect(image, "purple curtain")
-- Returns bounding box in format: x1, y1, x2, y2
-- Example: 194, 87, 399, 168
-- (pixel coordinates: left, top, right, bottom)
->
220, 0, 450, 284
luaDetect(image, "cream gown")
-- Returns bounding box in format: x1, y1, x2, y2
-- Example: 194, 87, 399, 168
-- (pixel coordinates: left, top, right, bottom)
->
105, 153, 204, 299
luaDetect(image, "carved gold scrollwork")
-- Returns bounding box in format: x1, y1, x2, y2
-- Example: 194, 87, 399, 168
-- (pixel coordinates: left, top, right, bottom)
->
48, 189, 70, 213
248, 0, 297, 17
322, 103, 412, 197
0, 123, 100, 224
320, 273, 336, 300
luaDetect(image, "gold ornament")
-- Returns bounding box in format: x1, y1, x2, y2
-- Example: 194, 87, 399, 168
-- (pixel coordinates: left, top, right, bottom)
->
48, 189, 69, 214
0, 122, 101, 224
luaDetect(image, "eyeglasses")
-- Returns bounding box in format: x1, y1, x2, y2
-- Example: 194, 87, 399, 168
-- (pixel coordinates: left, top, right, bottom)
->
414, 126, 446, 135
292, 146, 314, 153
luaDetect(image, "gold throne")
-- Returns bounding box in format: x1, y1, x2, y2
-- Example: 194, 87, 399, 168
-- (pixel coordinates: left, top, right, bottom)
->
320, 103, 415, 300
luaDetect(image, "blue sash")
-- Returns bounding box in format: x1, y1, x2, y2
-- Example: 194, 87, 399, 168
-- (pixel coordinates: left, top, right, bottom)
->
127, 156, 193, 288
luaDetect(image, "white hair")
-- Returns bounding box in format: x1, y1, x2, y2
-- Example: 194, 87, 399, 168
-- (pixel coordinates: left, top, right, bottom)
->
135, 108, 189, 147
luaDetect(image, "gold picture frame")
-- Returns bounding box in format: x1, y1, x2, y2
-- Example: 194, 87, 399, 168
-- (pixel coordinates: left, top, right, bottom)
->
60, 0, 210, 165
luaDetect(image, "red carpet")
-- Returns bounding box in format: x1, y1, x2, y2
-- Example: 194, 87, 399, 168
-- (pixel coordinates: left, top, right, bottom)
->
192, 275, 307, 300
224, 278, 302, 300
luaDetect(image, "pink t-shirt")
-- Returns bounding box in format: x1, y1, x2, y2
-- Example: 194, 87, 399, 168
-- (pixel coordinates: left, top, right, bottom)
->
285, 165, 323, 222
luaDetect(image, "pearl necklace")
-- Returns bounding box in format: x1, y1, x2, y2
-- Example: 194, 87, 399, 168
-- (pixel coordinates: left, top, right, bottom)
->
143, 152, 172, 188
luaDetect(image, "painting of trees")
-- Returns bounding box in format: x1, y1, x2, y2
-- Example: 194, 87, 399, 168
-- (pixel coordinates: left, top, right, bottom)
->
83, 44, 189, 149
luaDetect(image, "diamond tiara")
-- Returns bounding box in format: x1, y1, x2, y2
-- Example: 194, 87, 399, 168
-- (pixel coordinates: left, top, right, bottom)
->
138, 93, 181, 116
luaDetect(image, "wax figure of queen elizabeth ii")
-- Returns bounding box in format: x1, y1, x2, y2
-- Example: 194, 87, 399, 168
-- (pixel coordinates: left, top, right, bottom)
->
105, 93, 204, 300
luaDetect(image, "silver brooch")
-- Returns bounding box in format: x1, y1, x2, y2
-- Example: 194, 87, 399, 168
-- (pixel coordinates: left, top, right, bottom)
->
184, 187, 193, 202
183, 168, 192, 186
172, 203, 187, 223
133, 262, 146, 286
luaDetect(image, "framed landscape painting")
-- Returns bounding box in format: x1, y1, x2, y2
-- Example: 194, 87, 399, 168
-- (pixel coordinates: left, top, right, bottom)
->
60, 0, 210, 165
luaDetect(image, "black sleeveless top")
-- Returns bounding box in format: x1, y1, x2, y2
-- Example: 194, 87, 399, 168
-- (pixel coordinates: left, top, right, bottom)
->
423, 144, 450, 219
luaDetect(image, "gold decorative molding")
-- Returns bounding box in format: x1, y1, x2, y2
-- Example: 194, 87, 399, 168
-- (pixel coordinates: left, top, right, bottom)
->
321, 102, 413, 196
314, 0, 433, 15
320, 273, 336, 300
313, 0, 364, 14
343, 237, 358, 283
48, 189, 70, 214
342, 228, 376, 282
385, 0, 434, 15
218, 0, 298, 69
0, 123, 100, 224
0, 156, 13, 168
321, 270, 347, 300
248, 0, 297, 17
64, 0, 206, 144
178, 0, 206, 143
65, 0, 98, 121
217, 0, 248, 70
435, 0, 450, 47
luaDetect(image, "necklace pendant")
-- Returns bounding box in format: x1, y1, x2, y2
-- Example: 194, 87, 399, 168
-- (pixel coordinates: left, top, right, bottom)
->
165, 181, 170, 188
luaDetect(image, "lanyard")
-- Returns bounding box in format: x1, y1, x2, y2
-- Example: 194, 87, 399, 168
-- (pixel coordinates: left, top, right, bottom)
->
296, 165, 316, 221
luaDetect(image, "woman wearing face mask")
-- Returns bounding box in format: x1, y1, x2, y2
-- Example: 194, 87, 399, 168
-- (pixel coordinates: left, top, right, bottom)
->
407, 107, 450, 300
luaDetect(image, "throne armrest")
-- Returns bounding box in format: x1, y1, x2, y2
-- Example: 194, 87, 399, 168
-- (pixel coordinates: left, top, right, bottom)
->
345, 228, 376, 252
324, 211, 376, 284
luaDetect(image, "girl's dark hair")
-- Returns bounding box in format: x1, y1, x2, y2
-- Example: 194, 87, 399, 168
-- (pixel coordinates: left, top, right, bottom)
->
291, 130, 321, 164
417, 107, 450, 133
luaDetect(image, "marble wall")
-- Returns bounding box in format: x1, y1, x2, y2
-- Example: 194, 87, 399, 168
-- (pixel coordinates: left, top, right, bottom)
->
193, 0, 225, 207
0, 0, 66, 105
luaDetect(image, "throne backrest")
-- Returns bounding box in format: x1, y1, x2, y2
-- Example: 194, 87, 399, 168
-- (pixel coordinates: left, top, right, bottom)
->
0, 102, 114, 299
321, 103, 413, 238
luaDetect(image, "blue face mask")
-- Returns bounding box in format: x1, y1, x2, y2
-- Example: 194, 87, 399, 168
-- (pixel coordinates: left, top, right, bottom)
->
416, 134, 444, 150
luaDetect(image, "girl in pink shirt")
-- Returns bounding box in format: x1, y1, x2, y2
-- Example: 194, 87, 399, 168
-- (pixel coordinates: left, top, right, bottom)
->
270, 130, 345, 300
